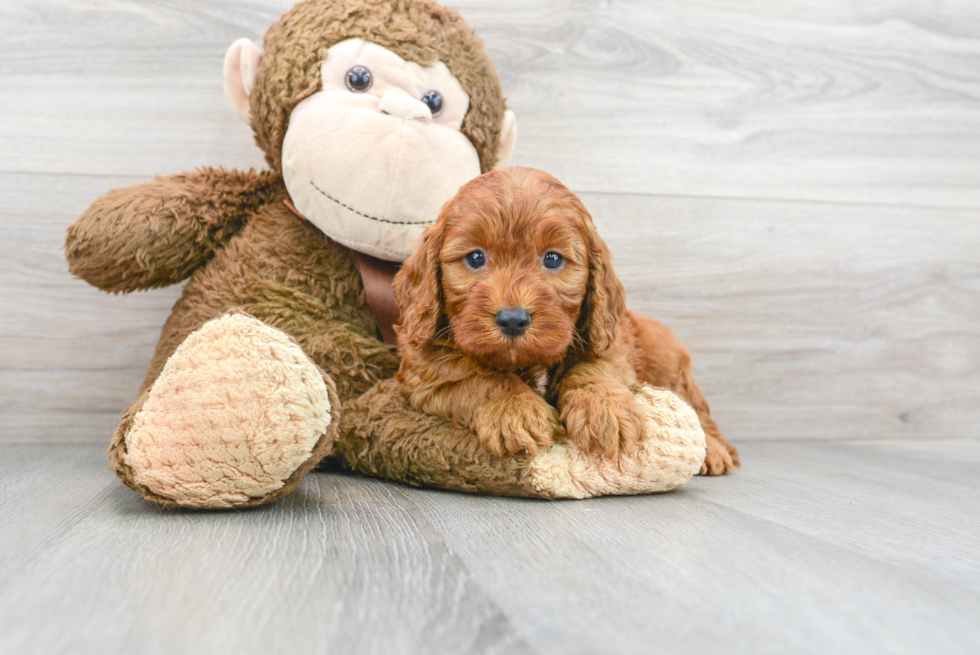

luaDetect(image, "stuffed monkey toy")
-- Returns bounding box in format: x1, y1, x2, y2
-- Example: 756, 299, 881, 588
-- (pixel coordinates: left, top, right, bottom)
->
65, 0, 712, 509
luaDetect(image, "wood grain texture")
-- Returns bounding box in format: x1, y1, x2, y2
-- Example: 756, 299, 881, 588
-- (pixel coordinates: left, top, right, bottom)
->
0, 444, 533, 655
1, 0, 980, 442
1, 441, 978, 654
3, 174, 977, 441
1, 1, 978, 205
593, 193, 980, 441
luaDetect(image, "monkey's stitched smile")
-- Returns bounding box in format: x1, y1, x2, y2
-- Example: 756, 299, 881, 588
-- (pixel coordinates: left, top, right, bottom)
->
310, 181, 436, 226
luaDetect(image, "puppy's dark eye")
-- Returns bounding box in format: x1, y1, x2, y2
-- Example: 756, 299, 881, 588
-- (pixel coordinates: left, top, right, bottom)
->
543, 252, 564, 270
345, 66, 373, 92
421, 91, 443, 116
465, 250, 486, 270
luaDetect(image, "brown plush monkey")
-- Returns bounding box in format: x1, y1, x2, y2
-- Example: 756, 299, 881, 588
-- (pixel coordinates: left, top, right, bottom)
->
65, 0, 713, 509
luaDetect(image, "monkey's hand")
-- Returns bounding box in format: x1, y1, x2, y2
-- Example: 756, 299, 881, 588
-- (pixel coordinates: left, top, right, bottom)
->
66, 167, 282, 292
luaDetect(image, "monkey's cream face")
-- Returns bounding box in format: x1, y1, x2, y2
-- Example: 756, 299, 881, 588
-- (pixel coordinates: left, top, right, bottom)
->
281, 39, 482, 261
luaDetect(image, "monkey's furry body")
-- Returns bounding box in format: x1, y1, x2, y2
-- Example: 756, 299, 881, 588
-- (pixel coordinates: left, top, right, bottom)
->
64, 0, 714, 509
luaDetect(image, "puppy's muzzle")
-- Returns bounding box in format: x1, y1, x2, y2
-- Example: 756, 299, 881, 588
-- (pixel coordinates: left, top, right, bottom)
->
495, 307, 531, 337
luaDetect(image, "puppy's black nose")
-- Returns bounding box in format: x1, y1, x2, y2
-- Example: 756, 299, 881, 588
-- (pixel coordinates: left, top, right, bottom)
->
495, 308, 531, 337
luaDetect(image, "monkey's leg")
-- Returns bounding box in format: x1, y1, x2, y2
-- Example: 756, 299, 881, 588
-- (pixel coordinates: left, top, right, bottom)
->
335, 380, 705, 498
109, 313, 339, 509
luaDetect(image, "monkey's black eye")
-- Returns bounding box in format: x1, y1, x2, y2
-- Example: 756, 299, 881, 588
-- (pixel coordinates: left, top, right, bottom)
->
464, 250, 486, 270
543, 252, 564, 270
345, 66, 373, 92
421, 91, 443, 116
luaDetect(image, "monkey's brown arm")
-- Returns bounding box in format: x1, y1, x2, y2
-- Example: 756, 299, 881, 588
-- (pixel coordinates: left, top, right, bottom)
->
65, 167, 283, 292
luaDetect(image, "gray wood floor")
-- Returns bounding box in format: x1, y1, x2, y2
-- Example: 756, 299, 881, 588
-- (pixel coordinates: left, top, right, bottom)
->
0, 440, 978, 655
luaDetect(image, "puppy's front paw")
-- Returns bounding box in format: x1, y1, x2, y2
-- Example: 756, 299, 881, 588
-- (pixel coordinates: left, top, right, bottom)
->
474, 393, 558, 457
560, 384, 645, 459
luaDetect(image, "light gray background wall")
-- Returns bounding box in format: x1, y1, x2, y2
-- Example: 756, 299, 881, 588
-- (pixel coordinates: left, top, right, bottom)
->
2, 0, 978, 443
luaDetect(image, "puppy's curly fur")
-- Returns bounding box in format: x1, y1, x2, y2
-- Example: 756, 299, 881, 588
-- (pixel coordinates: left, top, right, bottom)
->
394, 167, 738, 474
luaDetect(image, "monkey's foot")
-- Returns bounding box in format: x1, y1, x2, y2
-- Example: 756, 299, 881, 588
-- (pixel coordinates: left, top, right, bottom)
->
117, 313, 337, 508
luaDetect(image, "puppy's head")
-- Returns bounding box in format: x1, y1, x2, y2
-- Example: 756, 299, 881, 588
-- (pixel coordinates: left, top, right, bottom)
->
394, 167, 626, 369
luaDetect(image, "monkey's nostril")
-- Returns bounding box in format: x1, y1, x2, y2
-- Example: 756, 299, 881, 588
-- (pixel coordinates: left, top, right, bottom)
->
495, 308, 531, 337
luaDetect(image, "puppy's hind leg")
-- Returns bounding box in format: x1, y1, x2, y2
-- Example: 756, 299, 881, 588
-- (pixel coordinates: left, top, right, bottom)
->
675, 365, 739, 475
629, 311, 739, 475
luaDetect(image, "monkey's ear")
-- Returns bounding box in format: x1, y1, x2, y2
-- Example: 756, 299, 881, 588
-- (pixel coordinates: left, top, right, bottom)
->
494, 110, 518, 169
223, 38, 263, 123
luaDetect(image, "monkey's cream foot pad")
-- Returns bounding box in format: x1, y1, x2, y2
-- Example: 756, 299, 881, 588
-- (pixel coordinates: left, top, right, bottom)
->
124, 313, 335, 508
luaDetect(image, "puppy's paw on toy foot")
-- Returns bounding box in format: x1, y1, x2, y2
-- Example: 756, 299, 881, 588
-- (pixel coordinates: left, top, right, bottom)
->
474, 392, 558, 456
527, 384, 706, 498
560, 384, 645, 459
121, 313, 337, 508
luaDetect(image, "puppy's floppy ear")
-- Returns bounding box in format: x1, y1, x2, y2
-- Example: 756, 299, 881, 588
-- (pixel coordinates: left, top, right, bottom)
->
393, 223, 444, 348
581, 217, 627, 356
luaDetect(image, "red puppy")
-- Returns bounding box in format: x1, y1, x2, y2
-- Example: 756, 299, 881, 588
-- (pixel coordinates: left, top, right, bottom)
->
394, 167, 738, 475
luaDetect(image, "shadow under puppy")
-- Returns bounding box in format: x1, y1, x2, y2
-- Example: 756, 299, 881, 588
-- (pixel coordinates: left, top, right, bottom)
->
394, 167, 738, 475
